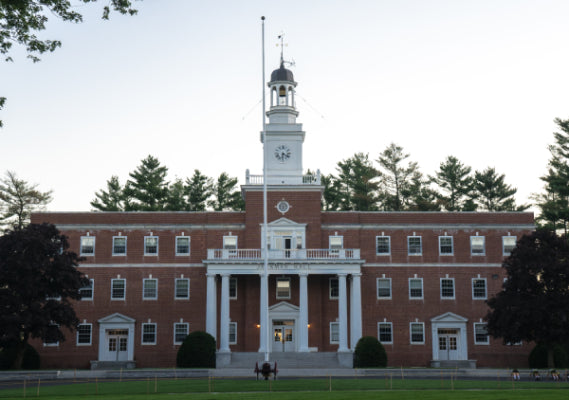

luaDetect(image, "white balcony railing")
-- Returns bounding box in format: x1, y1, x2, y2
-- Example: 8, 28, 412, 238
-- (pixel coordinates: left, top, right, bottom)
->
207, 248, 360, 261
245, 169, 321, 185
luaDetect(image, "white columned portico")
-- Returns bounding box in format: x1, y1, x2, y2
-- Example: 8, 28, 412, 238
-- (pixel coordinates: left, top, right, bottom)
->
350, 273, 362, 349
298, 272, 309, 352
258, 273, 269, 354
219, 274, 230, 352
206, 273, 217, 341
337, 273, 349, 352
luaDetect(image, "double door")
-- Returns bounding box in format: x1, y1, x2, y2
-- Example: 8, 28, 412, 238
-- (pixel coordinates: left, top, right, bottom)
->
107, 329, 129, 361
438, 329, 459, 360
272, 320, 295, 352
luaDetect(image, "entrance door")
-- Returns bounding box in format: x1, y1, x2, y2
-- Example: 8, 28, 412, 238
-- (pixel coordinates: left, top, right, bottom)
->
438, 329, 459, 360
274, 236, 293, 258
272, 320, 295, 352
107, 329, 129, 361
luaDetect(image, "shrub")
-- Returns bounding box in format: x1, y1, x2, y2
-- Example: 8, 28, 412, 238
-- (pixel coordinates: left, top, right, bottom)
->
354, 336, 387, 368
529, 343, 569, 368
0, 343, 40, 370
176, 331, 216, 368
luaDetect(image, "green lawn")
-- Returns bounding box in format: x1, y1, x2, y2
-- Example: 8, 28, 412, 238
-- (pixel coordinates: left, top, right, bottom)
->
0, 377, 567, 400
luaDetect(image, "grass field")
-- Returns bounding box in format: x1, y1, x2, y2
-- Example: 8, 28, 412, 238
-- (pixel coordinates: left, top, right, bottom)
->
0, 377, 567, 400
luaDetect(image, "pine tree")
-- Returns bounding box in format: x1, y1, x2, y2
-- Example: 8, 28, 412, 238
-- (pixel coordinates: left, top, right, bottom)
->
474, 167, 526, 211
123, 155, 170, 211
335, 153, 379, 211
90, 176, 125, 211
185, 170, 213, 211
321, 174, 342, 211
208, 172, 244, 211
431, 156, 476, 211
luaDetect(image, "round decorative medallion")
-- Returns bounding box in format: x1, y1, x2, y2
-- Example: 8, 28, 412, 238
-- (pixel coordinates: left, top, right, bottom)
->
276, 200, 290, 214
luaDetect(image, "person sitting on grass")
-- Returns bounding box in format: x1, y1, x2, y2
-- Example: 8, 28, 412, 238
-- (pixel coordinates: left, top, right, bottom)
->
511, 369, 520, 380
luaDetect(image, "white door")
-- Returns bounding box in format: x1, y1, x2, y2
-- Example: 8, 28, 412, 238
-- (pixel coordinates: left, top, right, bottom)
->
272, 320, 295, 352
438, 329, 459, 360
106, 329, 129, 361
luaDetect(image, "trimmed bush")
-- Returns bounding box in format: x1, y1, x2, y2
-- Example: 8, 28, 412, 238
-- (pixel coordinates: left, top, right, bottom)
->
529, 342, 569, 368
176, 331, 216, 368
354, 336, 387, 368
0, 343, 40, 370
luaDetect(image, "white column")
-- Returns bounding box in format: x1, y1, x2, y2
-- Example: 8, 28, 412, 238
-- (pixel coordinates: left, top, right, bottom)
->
206, 273, 217, 341
298, 272, 309, 352
338, 273, 349, 352
258, 273, 269, 354
219, 274, 230, 352
350, 273, 362, 350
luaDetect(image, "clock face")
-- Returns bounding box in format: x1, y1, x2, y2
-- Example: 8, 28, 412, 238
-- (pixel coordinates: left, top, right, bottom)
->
274, 145, 291, 163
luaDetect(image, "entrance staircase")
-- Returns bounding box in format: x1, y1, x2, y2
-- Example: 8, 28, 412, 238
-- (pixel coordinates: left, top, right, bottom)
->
220, 352, 347, 369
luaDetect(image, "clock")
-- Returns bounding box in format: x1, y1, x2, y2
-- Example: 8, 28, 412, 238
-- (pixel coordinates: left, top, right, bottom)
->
274, 145, 291, 163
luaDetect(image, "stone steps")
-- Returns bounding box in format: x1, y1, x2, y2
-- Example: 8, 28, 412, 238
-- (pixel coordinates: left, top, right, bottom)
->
220, 352, 347, 369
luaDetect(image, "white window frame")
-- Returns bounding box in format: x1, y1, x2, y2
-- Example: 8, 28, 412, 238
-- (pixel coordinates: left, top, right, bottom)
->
474, 323, 489, 345
79, 279, 94, 301
378, 322, 393, 344
408, 236, 422, 255
76, 323, 92, 346
470, 236, 485, 256
439, 236, 454, 255
410, 322, 425, 344
472, 278, 487, 300
112, 236, 127, 256
173, 322, 189, 345
111, 278, 126, 300
229, 322, 237, 345
440, 278, 455, 300
175, 236, 190, 256
502, 236, 516, 256
408, 278, 423, 300
229, 277, 237, 300
143, 278, 158, 300
377, 277, 392, 299
175, 278, 190, 300
144, 236, 159, 256
329, 277, 339, 300
276, 277, 291, 299
376, 236, 391, 255
80, 236, 95, 256
330, 322, 339, 344
141, 323, 157, 345
43, 323, 60, 347
329, 236, 343, 254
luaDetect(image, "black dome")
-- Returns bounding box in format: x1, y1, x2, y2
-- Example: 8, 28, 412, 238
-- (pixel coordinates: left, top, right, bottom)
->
270, 62, 294, 82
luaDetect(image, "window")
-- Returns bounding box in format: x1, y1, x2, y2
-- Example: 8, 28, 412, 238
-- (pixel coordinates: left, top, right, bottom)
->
175, 278, 190, 299
329, 277, 339, 299
229, 277, 237, 299
77, 323, 92, 345
408, 236, 422, 255
144, 236, 158, 255
44, 324, 60, 346
378, 322, 393, 344
474, 323, 489, 345
470, 236, 485, 255
329, 236, 343, 254
377, 278, 391, 299
503, 236, 516, 255
409, 278, 423, 299
229, 322, 237, 345
142, 323, 157, 345
143, 278, 158, 300
111, 278, 126, 300
223, 236, 237, 250
439, 236, 453, 255
472, 278, 487, 299
376, 236, 391, 255
440, 278, 455, 299
112, 236, 126, 255
173, 323, 189, 345
80, 236, 95, 256
276, 277, 291, 299
330, 322, 339, 344
79, 279, 94, 300
175, 236, 190, 255
410, 322, 425, 344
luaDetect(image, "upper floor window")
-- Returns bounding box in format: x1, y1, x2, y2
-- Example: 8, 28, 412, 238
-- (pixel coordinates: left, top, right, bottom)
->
329, 236, 343, 254
472, 278, 487, 299
378, 322, 393, 344
409, 278, 423, 299
111, 278, 126, 300
144, 236, 158, 255
79, 279, 94, 300
376, 236, 391, 255
175, 278, 190, 299
503, 236, 516, 255
329, 277, 339, 299
176, 236, 190, 256
440, 278, 455, 299
112, 236, 126, 255
143, 278, 158, 300
80, 236, 95, 256
408, 236, 422, 255
439, 236, 453, 255
470, 236, 485, 255
276, 277, 291, 299
223, 236, 237, 250
377, 278, 392, 299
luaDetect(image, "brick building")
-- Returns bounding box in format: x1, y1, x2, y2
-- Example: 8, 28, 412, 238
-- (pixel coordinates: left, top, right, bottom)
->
31, 61, 534, 369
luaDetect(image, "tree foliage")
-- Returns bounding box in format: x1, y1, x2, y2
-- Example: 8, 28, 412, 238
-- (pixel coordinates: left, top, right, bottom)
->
123, 155, 170, 211
354, 336, 387, 367
0, 171, 52, 231
90, 175, 124, 211
334, 153, 380, 211
208, 172, 245, 211
431, 156, 476, 211
0, 223, 88, 369
486, 229, 569, 368
474, 167, 527, 211
176, 331, 216, 368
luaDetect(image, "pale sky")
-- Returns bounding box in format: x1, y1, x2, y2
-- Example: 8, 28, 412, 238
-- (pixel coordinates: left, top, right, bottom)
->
1, 0, 569, 212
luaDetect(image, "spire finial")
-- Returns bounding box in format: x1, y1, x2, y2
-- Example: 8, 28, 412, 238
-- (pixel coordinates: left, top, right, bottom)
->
277, 32, 285, 66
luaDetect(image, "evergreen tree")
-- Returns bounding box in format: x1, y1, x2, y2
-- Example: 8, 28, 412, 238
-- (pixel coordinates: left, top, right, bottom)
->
431, 156, 476, 211
185, 170, 213, 211
321, 174, 342, 211
407, 174, 441, 211
165, 179, 189, 211
208, 172, 244, 211
123, 155, 170, 211
335, 153, 379, 211
474, 167, 527, 211
90, 175, 125, 211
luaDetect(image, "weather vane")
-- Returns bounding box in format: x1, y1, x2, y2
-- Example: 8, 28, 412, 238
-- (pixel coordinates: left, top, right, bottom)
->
276, 32, 295, 67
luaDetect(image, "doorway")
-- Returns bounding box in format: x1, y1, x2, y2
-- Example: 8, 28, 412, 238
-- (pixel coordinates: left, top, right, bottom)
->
107, 329, 129, 361
272, 320, 295, 352
438, 328, 459, 360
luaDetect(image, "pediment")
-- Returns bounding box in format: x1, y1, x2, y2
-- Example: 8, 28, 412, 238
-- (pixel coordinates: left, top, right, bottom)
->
98, 312, 136, 324
269, 301, 300, 313
431, 312, 468, 323
267, 217, 306, 228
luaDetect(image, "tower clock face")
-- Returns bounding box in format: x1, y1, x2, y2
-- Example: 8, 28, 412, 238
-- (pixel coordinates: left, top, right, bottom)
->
274, 145, 291, 163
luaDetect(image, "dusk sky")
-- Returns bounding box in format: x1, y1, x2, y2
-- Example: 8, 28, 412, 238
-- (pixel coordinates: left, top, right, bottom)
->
2, 0, 569, 211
